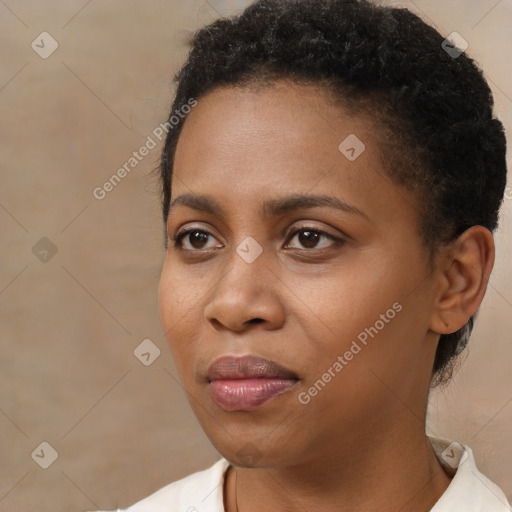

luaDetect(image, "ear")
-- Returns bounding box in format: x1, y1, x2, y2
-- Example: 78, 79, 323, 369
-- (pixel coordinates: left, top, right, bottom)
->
429, 226, 495, 335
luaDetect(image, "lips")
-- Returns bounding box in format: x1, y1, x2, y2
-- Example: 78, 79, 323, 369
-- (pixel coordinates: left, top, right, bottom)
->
207, 355, 299, 411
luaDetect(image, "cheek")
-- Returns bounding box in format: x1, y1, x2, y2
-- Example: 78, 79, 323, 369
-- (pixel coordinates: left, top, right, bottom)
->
158, 265, 179, 333
308, 273, 433, 402
158, 256, 209, 326
285, 258, 403, 346
284, 251, 430, 392
158, 257, 223, 379
158, 260, 198, 359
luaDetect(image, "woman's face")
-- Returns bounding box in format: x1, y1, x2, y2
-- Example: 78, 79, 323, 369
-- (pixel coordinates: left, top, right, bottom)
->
158, 81, 442, 467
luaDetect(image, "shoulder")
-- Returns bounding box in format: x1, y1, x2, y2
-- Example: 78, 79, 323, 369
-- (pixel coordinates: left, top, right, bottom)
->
88, 458, 230, 512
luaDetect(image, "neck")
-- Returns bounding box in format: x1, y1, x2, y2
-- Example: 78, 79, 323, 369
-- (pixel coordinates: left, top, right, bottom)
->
224, 418, 452, 512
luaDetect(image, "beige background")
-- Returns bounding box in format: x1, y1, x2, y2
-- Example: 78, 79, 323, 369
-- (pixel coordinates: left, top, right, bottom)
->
0, 0, 510, 510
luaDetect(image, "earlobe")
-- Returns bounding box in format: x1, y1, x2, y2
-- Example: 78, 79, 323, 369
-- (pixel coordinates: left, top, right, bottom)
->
429, 226, 495, 335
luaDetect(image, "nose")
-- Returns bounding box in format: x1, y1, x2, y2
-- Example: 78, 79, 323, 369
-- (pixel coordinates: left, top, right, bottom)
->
203, 249, 285, 333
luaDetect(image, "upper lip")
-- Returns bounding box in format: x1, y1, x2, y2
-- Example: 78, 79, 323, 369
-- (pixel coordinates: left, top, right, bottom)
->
207, 354, 299, 381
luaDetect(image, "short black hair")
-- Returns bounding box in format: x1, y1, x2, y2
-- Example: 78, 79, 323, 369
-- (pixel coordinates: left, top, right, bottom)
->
159, 0, 507, 386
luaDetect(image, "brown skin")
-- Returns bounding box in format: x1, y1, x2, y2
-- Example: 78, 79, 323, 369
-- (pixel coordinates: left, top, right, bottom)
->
158, 80, 495, 512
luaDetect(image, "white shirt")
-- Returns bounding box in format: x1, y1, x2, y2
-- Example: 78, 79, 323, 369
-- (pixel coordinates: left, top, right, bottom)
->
88, 437, 511, 512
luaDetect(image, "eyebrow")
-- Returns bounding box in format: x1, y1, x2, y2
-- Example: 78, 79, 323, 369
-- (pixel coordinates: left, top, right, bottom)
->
168, 193, 369, 220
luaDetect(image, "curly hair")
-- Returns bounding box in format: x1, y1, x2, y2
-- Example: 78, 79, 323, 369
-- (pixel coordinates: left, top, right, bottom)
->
158, 0, 507, 387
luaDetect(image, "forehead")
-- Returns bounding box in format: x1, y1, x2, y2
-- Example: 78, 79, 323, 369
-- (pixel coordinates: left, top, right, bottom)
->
170, 81, 419, 230
173, 82, 375, 190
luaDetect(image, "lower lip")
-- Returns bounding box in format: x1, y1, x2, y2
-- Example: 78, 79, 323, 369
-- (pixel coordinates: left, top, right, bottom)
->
209, 378, 298, 411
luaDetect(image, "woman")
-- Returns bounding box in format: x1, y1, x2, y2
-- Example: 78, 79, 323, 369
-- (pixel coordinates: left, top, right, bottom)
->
90, 0, 510, 510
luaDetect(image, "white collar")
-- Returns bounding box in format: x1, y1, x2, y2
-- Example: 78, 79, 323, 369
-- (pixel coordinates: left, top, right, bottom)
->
428, 436, 511, 511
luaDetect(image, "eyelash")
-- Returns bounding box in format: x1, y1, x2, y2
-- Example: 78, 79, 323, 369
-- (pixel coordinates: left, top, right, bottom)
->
170, 226, 344, 253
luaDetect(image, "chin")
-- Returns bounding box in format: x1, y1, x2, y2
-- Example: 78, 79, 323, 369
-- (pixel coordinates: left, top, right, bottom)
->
202, 423, 303, 469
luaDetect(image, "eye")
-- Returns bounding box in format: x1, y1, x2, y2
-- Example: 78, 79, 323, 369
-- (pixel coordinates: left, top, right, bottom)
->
171, 228, 222, 251
171, 226, 344, 253
284, 227, 343, 250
